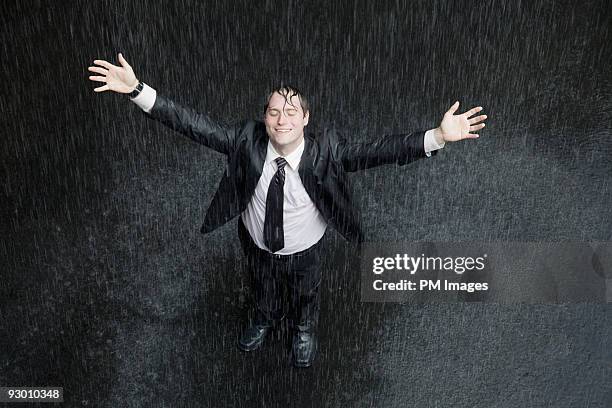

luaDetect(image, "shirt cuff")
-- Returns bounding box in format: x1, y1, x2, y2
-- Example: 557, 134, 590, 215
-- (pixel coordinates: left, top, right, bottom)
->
130, 83, 156, 113
424, 128, 445, 157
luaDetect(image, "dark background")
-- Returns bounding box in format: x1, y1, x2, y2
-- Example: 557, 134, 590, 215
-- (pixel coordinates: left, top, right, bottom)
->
1, 0, 611, 406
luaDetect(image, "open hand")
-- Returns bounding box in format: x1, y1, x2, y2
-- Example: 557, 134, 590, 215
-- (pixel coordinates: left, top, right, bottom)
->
88, 53, 138, 94
435, 101, 488, 143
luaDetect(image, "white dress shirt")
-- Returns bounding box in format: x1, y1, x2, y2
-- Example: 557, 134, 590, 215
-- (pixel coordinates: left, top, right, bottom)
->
240, 139, 327, 254
131, 83, 445, 253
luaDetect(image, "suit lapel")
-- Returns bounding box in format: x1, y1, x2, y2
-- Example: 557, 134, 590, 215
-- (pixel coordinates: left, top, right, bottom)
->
243, 124, 268, 201
253, 126, 267, 176
299, 135, 321, 195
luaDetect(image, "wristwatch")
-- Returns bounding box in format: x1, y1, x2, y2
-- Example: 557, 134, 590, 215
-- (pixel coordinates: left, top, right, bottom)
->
127, 81, 144, 98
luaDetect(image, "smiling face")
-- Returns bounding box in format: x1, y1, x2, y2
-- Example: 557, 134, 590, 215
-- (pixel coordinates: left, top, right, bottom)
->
264, 89, 309, 156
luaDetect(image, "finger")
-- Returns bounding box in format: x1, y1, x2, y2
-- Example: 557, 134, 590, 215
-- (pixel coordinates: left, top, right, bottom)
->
94, 84, 110, 92
469, 123, 485, 131
465, 133, 479, 139
93, 59, 115, 70
89, 75, 107, 83
447, 101, 460, 115
88, 66, 109, 75
118, 52, 130, 68
468, 114, 487, 125
464, 106, 483, 118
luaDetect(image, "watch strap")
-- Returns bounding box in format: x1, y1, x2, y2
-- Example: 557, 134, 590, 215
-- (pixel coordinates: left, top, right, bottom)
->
128, 81, 144, 98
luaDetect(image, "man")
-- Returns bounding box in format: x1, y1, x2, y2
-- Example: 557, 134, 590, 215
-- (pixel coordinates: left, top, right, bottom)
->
88, 53, 487, 368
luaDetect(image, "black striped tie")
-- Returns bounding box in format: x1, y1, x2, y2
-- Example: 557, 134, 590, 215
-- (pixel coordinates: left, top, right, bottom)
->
264, 157, 288, 253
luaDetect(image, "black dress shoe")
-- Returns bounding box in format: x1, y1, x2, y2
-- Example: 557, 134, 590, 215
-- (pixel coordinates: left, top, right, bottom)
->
292, 331, 317, 368
238, 324, 270, 352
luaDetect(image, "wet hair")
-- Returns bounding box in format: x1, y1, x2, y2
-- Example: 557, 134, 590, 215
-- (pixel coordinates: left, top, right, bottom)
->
263, 85, 309, 117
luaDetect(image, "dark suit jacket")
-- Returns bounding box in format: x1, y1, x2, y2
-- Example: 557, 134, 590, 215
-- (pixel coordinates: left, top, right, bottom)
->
140, 94, 438, 243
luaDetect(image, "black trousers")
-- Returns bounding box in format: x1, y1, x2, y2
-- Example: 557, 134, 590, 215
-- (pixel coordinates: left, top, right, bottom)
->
237, 217, 323, 332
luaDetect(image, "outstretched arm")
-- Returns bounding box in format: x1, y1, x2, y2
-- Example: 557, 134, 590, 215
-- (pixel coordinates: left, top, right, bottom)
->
337, 101, 488, 172
337, 130, 434, 172
88, 53, 237, 155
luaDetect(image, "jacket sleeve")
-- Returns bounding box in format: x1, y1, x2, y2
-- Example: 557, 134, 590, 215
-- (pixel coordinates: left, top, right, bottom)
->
141, 94, 237, 155
334, 130, 436, 172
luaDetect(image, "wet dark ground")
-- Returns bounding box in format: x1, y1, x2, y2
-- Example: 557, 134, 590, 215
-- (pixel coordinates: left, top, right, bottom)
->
1, 0, 611, 406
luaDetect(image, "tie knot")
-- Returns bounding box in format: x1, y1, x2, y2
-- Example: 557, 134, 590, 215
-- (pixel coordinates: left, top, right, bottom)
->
275, 157, 288, 171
